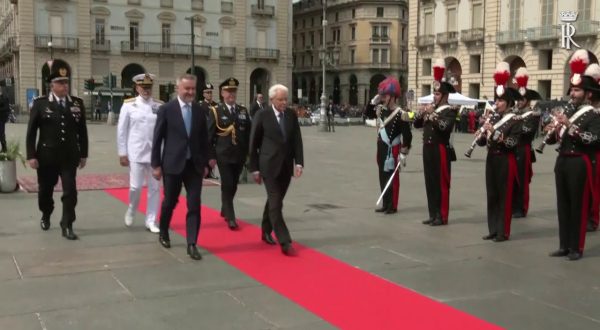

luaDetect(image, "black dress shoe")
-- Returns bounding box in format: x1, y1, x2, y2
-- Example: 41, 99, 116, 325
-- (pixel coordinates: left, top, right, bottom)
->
281, 243, 297, 256
374, 207, 386, 213
482, 234, 496, 240
227, 219, 239, 230
587, 222, 597, 232
384, 208, 397, 214
40, 215, 50, 231
261, 232, 276, 245
422, 218, 434, 225
567, 251, 582, 261
549, 249, 569, 257
187, 244, 202, 260
493, 236, 507, 242
512, 212, 525, 219
61, 226, 78, 240
158, 235, 171, 248
430, 218, 445, 226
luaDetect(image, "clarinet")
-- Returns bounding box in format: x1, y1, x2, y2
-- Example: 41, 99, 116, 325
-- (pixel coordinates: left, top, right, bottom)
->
535, 101, 573, 154
464, 109, 495, 158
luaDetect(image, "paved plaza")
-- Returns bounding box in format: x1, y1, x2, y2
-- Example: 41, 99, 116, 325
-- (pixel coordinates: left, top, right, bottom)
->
1, 122, 599, 329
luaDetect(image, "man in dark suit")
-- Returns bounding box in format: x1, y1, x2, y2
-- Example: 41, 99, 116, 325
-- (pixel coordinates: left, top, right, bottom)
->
0, 88, 9, 152
151, 74, 215, 260
249, 84, 304, 256
249, 93, 265, 119
26, 62, 88, 240
207, 77, 252, 230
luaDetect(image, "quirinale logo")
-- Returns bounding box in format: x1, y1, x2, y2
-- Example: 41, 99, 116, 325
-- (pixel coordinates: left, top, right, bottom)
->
560, 10, 580, 49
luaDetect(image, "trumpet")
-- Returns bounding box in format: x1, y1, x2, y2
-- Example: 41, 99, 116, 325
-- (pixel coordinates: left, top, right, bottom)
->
535, 101, 573, 154
464, 108, 496, 158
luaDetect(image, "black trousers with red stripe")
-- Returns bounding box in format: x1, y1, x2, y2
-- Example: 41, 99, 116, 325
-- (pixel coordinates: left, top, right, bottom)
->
555, 155, 592, 253
422, 143, 451, 222
512, 144, 533, 216
485, 153, 517, 239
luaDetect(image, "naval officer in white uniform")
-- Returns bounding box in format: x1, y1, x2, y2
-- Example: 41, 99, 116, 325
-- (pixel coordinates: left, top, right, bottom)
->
117, 73, 163, 233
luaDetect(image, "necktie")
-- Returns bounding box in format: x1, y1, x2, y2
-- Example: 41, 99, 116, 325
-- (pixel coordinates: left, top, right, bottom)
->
183, 104, 192, 136
60, 99, 65, 109
230, 105, 235, 115
278, 111, 286, 140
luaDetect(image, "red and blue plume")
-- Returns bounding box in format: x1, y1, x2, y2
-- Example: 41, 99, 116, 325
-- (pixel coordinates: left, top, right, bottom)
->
494, 62, 511, 97
514, 67, 529, 96
377, 76, 401, 97
433, 59, 446, 82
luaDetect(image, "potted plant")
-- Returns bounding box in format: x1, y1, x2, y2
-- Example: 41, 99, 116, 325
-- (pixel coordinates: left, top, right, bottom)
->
0, 139, 25, 192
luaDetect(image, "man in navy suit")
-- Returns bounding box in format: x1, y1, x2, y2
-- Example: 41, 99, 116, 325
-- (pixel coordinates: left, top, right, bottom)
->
249, 84, 304, 256
151, 74, 216, 260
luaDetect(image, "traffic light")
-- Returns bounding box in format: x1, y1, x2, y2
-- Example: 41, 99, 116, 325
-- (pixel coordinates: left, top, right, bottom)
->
84, 78, 95, 91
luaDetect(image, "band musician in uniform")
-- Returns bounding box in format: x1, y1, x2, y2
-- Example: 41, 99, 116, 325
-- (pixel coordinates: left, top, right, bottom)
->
583, 63, 600, 232
545, 50, 600, 260
207, 77, 252, 230
117, 73, 162, 233
511, 67, 542, 219
414, 59, 458, 226
26, 62, 88, 240
363, 77, 413, 214
478, 62, 523, 243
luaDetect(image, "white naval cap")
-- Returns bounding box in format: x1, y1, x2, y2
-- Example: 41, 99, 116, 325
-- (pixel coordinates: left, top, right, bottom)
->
132, 73, 156, 86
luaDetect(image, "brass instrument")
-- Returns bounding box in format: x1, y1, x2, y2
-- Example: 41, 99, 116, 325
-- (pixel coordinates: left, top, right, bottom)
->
535, 101, 573, 154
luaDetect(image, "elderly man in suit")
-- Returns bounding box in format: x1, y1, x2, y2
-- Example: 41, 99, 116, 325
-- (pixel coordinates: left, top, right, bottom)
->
249, 84, 304, 256
151, 74, 215, 260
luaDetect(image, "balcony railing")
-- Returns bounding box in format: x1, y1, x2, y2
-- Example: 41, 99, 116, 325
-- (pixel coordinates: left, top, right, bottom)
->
370, 35, 390, 44
221, 1, 233, 13
246, 47, 280, 61
91, 39, 110, 52
35, 35, 79, 50
220, 46, 235, 58
461, 28, 484, 42
415, 34, 435, 47
437, 31, 458, 45
0, 37, 16, 59
496, 30, 526, 45
573, 20, 600, 37
251, 4, 274, 17
525, 26, 559, 42
121, 41, 211, 57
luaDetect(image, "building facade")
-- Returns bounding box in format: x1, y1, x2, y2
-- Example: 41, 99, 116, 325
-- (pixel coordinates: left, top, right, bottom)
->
292, 0, 409, 107
0, 0, 292, 112
408, 0, 600, 102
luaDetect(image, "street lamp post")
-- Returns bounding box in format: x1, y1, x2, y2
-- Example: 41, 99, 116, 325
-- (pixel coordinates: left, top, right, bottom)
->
318, 1, 328, 132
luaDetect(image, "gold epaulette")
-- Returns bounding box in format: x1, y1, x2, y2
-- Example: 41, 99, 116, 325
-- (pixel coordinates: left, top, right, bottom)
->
211, 106, 237, 145
123, 97, 135, 103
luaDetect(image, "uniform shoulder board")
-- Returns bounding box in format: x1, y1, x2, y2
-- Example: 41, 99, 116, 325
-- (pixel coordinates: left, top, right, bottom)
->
123, 97, 136, 103
71, 96, 83, 102
33, 95, 48, 101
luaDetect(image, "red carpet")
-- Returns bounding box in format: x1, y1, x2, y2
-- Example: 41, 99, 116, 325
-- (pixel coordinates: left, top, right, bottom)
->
106, 188, 500, 330
18, 174, 218, 193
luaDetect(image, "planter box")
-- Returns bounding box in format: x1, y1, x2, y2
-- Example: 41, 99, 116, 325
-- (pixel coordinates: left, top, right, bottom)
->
0, 160, 17, 192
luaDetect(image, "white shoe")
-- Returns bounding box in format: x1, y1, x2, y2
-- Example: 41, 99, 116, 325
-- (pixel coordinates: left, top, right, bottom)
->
124, 211, 134, 227
146, 222, 160, 234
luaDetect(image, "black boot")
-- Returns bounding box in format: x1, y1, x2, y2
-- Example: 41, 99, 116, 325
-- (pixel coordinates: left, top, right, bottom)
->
61, 225, 78, 240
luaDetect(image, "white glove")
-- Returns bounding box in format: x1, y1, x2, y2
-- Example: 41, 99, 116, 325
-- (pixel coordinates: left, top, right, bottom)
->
399, 153, 407, 167
370, 94, 381, 105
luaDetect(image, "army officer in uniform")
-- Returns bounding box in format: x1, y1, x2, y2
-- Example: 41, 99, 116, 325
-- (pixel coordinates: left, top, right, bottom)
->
207, 77, 252, 230
117, 73, 162, 233
26, 63, 89, 240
